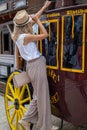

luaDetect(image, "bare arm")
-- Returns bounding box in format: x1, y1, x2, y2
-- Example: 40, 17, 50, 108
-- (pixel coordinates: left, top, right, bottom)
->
31, 1, 51, 25
24, 16, 48, 45
35, 1, 51, 18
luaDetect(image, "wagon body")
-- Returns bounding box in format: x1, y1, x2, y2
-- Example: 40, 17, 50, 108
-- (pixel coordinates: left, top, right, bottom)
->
40, 4, 87, 126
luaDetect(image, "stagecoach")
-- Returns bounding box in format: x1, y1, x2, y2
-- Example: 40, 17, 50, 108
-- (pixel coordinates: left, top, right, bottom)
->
0, 0, 87, 130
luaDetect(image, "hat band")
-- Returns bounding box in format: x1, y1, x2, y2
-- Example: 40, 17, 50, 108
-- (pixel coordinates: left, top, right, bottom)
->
14, 17, 32, 27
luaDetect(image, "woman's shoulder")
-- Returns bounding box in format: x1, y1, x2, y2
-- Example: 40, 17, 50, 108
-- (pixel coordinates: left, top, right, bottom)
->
17, 33, 26, 41
16, 33, 26, 44
19, 33, 27, 38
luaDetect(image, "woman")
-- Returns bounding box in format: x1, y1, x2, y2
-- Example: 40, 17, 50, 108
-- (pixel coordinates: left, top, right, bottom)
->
10, 1, 57, 130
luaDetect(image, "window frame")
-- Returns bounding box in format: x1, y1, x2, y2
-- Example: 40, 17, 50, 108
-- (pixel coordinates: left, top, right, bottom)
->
1, 26, 14, 55
40, 19, 59, 70
61, 13, 86, 73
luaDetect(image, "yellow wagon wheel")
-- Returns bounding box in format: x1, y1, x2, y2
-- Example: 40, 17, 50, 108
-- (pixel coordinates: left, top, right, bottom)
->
5, 71, 32, 130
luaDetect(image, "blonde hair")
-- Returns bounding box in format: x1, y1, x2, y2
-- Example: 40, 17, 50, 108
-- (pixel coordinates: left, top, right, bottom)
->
11, 22, 33, 42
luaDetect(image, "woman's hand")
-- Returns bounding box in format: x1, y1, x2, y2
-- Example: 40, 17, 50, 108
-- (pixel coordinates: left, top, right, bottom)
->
30, 1, 52, 25
43, 0, 52, 10
31, 15, 39, 23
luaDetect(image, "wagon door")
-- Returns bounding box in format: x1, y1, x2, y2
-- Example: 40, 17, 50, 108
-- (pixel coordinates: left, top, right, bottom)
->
60, 13, 87, 125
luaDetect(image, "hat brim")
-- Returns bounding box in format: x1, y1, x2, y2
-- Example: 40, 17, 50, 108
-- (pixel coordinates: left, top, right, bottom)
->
13, 16, 32, 27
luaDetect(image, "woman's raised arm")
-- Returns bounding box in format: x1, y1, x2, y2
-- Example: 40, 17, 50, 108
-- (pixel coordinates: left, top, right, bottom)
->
31, 1, 52, 25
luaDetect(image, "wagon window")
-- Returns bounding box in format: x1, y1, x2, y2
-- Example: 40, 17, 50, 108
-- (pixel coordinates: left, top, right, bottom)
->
1, 26, 14, 55
61, 14, 85, 73
40, 20, 59, 69
4, 33, 9, 52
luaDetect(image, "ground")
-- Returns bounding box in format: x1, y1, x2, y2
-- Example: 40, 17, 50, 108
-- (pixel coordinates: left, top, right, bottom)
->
0, 93, 87, 130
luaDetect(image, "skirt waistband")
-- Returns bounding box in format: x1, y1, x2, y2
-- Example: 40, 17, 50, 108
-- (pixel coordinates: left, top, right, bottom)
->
27, 56, 42, 63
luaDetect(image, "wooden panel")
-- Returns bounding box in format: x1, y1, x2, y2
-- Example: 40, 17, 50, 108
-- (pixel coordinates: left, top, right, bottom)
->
0, 30, 1, 54
0, 82, 6, 94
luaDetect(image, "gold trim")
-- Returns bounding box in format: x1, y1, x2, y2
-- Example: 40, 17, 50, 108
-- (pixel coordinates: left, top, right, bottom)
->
82, 13, 86, 72
41, 19, 59, 70
61, 14, 85, 73
61, 16, 64, 70
72, 15, 74, 39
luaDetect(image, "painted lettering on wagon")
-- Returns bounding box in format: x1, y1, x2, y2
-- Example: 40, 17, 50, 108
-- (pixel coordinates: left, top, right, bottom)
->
50, 92, 59, 104
47, 13, 60, 18
47, 69, 58, 83
67, 9, 87, 15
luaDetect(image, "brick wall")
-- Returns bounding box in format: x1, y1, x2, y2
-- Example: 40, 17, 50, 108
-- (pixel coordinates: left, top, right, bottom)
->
55, 0, 73, 8
55, 0, 87, 8
27, 0, 73, 14
27, 0, 46, 14
27, 0, 87, 13
64, 0, 73, 6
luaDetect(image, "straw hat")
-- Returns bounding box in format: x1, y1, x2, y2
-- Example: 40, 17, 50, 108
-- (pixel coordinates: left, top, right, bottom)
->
13, 10, 32, 26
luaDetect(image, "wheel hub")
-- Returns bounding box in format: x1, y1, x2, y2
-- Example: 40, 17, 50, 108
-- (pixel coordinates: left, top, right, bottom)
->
14, 99, 19, 110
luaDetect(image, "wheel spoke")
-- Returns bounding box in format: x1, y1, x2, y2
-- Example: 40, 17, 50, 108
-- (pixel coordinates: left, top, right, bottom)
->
8, 83, 15, 98
19, 86, 26, 99
10, 109, 16, 123
20, 125, 23, 130
7, 105, 14, 111
20, 97, 30, 104
20, 105, 27, 112
15, 112, 18, 129
6, 95, 14, 102
18, 110, 21, 120
19, 109, 24, 118
14, 88, 18, 98
16, 88, 20, 97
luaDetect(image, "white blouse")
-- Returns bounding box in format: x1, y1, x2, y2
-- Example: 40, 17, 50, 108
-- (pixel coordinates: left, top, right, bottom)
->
16, 34, 41, 61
